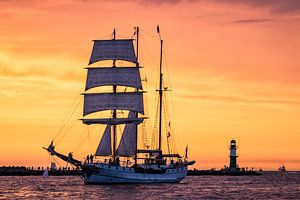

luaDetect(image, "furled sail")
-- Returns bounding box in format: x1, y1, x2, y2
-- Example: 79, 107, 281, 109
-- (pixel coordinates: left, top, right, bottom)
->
82, 117, 144, 125
89, 39, 137, 64
85, 67, 142, 90
95, 125, 112, 156
83, 92, 144, 116
117, 112, 136, 156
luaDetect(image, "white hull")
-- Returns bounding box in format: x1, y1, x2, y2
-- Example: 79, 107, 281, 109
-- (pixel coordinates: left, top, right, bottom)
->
83, 164, 187, 184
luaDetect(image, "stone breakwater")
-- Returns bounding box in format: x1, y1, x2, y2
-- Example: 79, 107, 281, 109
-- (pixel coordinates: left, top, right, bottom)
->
0, 166, 81, 176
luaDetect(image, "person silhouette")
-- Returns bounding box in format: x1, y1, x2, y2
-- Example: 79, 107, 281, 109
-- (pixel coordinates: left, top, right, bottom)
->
86, 155, 90, 163
90, 154, 94, 163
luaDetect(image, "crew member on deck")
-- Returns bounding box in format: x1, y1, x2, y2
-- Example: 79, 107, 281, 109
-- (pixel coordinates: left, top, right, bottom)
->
86, 155, 90, 163
90, 154, 94, 163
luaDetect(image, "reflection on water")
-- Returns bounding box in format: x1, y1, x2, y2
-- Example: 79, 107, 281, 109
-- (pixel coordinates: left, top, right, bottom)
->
0, 172, 299, 199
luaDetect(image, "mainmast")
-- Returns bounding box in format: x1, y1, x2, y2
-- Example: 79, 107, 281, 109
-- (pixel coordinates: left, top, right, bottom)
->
112, 29, 117, 163
158, 26, 163, 152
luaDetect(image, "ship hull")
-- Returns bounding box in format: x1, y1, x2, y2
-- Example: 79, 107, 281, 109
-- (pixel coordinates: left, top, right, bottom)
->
82, 164, 187, 184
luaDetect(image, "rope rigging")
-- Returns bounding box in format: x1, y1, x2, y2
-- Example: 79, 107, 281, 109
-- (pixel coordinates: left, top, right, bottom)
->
48, 27, 180, 162
55, 103, 82, 146
52, 94, 82, 142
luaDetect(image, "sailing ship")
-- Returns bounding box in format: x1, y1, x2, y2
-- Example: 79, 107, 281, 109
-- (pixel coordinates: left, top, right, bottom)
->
278, 165, 286, 172
44, 26, 195, 184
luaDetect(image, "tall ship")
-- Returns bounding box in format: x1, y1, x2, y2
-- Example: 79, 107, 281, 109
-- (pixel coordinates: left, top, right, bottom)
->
44, 26, 195, 184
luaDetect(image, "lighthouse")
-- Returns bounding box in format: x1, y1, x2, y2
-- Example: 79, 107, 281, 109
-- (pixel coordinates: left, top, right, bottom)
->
229, 139, 238, 171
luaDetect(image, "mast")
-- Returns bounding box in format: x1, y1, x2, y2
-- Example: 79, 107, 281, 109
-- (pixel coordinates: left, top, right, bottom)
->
158, 26, 163, 152
135, 26, 139, 165
84, 28, 144, 161
112, 28, 117, 163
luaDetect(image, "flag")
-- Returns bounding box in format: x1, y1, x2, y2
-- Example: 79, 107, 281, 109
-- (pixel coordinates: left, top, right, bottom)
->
157, 25, 160, 33
185, 144, 188, 160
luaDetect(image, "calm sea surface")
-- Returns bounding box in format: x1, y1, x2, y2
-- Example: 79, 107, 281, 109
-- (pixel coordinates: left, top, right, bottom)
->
0, 172, 299, 199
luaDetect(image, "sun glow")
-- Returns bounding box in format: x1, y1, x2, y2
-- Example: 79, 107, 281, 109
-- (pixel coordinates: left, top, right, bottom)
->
0, 0, 299, 170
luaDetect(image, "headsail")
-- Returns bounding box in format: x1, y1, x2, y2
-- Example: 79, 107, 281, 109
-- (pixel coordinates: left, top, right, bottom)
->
95, 125, 112, 156
83, 92, 144, 116
117, 112, 137, 156
89, 39, 137, 64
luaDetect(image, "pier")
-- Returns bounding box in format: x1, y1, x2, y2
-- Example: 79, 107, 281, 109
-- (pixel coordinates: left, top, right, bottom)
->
188, 168, 261, 176
0, 166, 81, 176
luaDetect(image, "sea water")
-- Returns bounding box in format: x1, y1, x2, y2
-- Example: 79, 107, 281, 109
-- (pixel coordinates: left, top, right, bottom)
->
0, 172, 299, 199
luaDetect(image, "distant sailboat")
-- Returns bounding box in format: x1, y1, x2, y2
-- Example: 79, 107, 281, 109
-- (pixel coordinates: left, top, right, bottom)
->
278, 165, 286, 172
44, 26, 195, 184
42, 168, 49, 178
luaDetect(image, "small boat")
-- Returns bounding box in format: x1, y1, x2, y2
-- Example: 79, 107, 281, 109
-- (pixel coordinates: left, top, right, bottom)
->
42, 168, 49, 178
278, 165, 286, 172
44, 26, 195, 184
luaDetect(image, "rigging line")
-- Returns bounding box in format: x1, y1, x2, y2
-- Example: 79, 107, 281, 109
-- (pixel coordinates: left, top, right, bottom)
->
53, 97, 75, 140
72, 132, 86, 153
72, 126, 89, 153
116, 32, 133, 39
162, 44, 173, 90
87, 126, 94, 153
141, 37, 158, 70
73, 132, 90, 153
131, 27, 138, 39
164, 92, 177, 153
143, 91, 152, 141
53, 90, 83, 142
58, 100, 81, 139
141, 98, 150, 148
52, 156, 62, 168
140, 29, 159, 40
162, 97, 172, 154
96, 33, 115, 39
151, 94, 160, 149
55, 110, 82, 146
140, 35, 160, 91
161, 44, 178, 153
55, 106, 82, 144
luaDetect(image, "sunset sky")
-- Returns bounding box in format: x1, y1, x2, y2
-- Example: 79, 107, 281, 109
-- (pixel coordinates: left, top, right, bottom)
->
0, 0, 300, 170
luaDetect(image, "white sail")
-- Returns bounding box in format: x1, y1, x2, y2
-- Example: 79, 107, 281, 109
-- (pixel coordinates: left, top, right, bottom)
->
42, 168, 49, 178
89, 39, 137, 64
83, 92, 144, 116
85, 67, 142, 90
95, 125, 112, 156
82, 117, 144, 125
117, 112, 136, 156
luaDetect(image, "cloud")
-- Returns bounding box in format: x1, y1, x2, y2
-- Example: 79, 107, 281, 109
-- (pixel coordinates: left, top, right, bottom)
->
232, 18, 273, 24
133, 0, 300, 14
2, 0, 300, 14
213, 0, 300, 14
179, 94, 300, 106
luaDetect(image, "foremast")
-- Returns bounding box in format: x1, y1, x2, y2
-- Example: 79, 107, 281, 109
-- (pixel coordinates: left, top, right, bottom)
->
112, 29, 117, 163
83, 28, 144, 164
134, 27, 140, 165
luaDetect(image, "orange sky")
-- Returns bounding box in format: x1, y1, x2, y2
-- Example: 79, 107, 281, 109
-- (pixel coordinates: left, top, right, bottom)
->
0, 0, 300, 170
